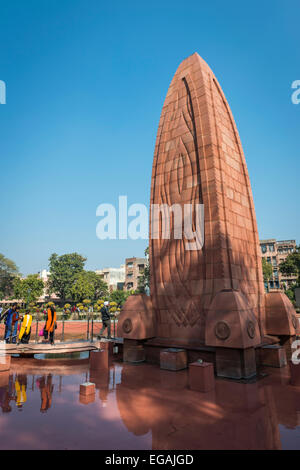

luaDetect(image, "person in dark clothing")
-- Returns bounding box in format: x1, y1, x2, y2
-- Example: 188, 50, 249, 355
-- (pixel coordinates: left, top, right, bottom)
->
0, 307, 13, 342
98, 301, 111, 339
0, 376, 14, 413
0, 304, 16, 333
0, 304, 18, 343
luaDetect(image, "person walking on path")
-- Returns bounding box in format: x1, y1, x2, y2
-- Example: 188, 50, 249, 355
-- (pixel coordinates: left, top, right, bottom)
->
0, 304, 16, 343
98, 301, 111, 339
10, 306, 20, 344
18, 310, 32, 344
1, 304, 19, 343
44, 306, 57, 345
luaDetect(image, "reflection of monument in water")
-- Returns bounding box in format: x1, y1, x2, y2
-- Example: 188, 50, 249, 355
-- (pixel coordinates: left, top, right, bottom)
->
116, 364, 283, 450
89, 368, 110, 407
118, 53, 299, 379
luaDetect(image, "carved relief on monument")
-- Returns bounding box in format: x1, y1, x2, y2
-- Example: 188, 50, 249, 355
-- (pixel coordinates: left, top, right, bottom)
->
150, 72, 205, 332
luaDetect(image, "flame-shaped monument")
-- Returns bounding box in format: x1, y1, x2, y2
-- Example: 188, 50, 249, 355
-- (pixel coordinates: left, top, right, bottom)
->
118, 53, 299, 379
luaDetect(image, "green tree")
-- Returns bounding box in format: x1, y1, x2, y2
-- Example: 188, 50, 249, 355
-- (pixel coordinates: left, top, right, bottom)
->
262, 258, 273, 282
71, 271, 109, 302
137, 246, 150, 294
48, 253, 86, 301
285, 287, 296, 303
85, 271, 109, 300
279, 246, 300, 285
13, 274, 44, 304
110, 289, 131, 307
71, 273, 94, 302
0, 254, 19, 300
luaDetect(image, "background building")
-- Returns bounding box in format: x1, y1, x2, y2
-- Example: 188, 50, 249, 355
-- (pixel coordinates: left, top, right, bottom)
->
124, 257, 146, 291
95, 265, 125, 291
38, 269, 50, 282
260, 239, 297, 289
37, 269, 60, 302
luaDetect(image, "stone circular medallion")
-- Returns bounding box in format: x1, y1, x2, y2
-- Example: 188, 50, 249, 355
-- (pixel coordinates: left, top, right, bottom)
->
215, 321, 231, 340
292, 315, 298, 330
247, 321, 255, 339
123, 318, 133, 334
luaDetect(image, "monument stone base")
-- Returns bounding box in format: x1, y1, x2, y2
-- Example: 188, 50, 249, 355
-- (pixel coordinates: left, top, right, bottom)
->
260, 345, 287, 368
280, 336, 297, 362
122, 339, 262, 380
189, 361, 215, 392
160, 348, 187, 371
90, 350, 109, 371
289, 361, 300, 386
123, 339, 146, 363
215, 347, 257, 380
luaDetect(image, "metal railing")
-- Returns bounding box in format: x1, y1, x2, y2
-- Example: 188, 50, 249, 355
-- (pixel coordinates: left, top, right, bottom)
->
0, 314, 118, 344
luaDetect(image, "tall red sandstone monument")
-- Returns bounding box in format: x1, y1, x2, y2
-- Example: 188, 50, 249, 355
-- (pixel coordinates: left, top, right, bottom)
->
118, 53, 299, 379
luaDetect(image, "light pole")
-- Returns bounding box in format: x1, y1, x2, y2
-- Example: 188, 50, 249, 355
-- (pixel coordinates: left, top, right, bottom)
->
27, 288, 31, 308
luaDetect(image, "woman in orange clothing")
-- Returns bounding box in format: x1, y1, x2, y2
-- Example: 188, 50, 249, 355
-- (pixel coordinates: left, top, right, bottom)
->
38, 375, 53, 413
43, 306, 57, 345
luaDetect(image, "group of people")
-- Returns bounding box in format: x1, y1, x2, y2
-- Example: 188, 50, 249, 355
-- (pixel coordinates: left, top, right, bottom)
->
0, 304, 57, 345
0, 304, 25, 344
0, 300, 111, 344
0, 374, 54, 414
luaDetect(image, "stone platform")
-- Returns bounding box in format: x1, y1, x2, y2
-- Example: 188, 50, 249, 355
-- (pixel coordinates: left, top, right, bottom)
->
0, 338, 123, 356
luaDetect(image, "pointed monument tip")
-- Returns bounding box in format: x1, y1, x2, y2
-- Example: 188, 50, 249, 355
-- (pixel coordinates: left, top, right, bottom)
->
178, 52, 213, 76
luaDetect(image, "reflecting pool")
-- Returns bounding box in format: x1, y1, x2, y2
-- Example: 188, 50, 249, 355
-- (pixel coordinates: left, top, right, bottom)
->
0, 356, 300, 450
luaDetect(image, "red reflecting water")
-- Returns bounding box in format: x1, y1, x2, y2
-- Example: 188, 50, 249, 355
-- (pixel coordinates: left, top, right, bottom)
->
0, 357, 300, 450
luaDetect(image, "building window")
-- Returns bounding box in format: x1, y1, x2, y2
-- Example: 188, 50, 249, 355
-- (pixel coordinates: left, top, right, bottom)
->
261, 245, 267, 254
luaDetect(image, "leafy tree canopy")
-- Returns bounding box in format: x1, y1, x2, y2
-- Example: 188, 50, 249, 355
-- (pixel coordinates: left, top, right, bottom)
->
137, 246, 150, 294
279, 246, 300, 285
0, 253, 19, 300
71, 271, 109, 302
71, 272, 94, 302
13, 274, 44, 304
84, 271, 109, 300
262, 258, 273, 282
48, 253, 86, 301
109, 289, 131, 307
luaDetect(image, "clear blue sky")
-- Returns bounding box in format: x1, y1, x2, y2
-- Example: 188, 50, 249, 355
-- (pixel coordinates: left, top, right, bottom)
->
0, 0, 299, 275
